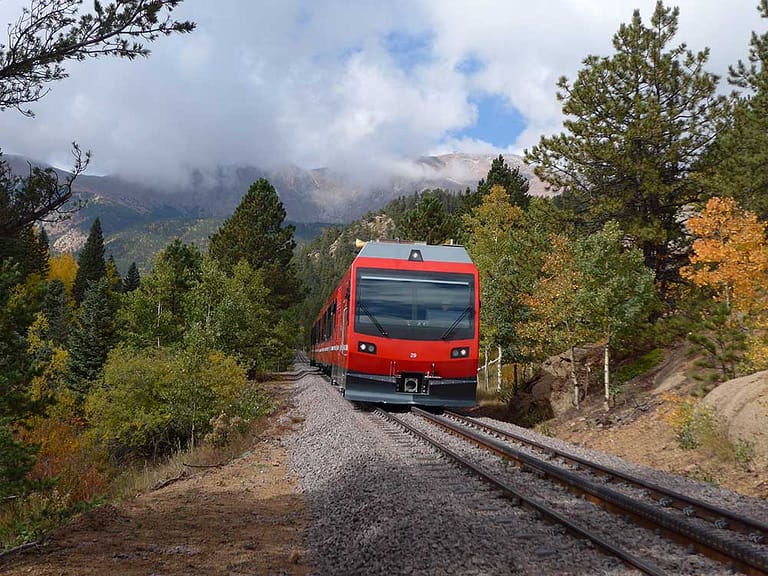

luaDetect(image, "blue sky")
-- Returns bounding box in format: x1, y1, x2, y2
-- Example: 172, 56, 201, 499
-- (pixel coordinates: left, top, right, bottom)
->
0, 0, 763, 185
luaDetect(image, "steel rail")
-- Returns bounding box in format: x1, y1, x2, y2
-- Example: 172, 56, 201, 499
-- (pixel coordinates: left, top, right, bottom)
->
445, 410, 768, 545
414, 408, 768, 576
374, 408, 669, 576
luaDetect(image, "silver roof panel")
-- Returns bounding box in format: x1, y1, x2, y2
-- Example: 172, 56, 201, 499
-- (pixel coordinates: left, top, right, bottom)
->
356, 241, 473, 263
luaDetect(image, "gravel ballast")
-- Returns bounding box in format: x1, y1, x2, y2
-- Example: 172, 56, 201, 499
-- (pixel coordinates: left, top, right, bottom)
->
285, 375, 757, 575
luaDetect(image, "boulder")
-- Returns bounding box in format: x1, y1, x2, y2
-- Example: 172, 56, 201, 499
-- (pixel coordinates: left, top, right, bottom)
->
703, 370, 768, 461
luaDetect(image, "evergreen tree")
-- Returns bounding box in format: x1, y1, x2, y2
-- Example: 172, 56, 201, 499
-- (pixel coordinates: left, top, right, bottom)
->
42, 279, 70, 347
525, 2, 728, 299
701, 2, 768, 221
36, 226, 50, 277
209, 178, 300, 309
123, 262, 141, 292
477, 154, 531, 209
67, 278, 117, 396
0, 262, 37, 496
397, 196, 458, 244
106, 254, 123, 293
0, 224, 48, 280
72, 218, 106, 306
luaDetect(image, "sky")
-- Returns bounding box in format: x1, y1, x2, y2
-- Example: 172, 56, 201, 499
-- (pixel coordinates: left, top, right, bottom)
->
0, 0, 763, 186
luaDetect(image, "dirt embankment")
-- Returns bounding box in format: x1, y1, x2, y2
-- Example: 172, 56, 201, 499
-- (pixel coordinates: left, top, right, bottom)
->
545, 347, 768, 498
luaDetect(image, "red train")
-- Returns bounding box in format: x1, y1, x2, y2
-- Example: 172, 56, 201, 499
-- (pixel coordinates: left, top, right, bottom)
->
309, 240, 479, 407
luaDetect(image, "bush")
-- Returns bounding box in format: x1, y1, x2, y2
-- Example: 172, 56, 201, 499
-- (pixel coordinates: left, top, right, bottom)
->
85, 346, 251, 461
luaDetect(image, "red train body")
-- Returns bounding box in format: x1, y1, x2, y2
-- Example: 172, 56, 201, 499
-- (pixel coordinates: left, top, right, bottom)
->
310, 240, 479, 407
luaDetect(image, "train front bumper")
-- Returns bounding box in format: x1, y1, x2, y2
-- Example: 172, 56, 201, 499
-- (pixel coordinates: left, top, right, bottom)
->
343, 371, 477, 407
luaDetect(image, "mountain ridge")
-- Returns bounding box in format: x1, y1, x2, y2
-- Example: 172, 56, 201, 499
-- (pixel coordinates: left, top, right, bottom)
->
4, 152, 550, 266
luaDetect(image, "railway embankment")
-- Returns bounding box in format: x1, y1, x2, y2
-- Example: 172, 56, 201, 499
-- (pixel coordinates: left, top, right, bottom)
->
535, 345, 768, 500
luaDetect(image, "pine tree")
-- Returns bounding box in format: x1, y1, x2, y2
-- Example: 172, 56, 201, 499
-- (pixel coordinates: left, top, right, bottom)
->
43, 279, 70, 347
397, 196, 458, 244
72, 218, 106, 306
701, 2, 768, 220
123, 262, 141, 292
32, 226, 50, 277
66, 277, 117, 396
208, 179, 300, 309
525, 2, 728, 299
477, 154, 531, 209
106, 254, 123, 293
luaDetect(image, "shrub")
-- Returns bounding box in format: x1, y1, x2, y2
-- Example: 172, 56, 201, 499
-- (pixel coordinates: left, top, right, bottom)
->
86, 346, 255, 462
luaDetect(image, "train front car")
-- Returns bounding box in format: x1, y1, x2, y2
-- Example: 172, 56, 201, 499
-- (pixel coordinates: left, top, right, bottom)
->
344, 241, 479, 408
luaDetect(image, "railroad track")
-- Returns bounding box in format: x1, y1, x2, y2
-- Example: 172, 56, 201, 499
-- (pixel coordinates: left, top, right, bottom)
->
374, 407, 768, 576
443, 410, 768, 545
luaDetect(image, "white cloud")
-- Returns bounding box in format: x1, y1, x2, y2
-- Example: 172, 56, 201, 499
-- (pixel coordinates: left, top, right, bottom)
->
0, 0, 763, 185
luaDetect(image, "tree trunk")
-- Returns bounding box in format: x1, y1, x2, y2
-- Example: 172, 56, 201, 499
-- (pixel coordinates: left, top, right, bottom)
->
496, 345, 502, 392
570, 346, 579, 409
604, 344, 610, 411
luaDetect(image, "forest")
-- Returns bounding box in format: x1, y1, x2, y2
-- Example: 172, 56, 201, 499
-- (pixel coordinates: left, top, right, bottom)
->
3, 0, 768, 552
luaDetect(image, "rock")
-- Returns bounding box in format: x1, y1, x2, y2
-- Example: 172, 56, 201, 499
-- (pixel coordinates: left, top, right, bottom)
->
703, 370, 768, 461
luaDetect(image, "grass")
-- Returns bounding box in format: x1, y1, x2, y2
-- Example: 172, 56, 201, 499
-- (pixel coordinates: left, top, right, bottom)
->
664, 393, 755, 469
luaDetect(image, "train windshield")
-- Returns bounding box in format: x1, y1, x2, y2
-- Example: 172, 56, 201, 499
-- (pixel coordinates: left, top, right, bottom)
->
354, 268, 475, 341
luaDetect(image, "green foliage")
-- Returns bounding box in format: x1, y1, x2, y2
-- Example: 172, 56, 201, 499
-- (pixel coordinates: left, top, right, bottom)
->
525, 1, 728, 299
686, 300, 747, 382
0, 225, 49, 281
105, 254, 122, 293
154, 239, 202, 316
41, 279, 70, 348
464, 186, 539, 358
86, 346, 251, 460
666, 396, 755, 468
117, 241, 201, 348
66, 278, 118, 397
0, 0, 195, 116
701, 2, 768, 220
615, 348, 664, 384
574, 221, 658, 346
396, 195, 458, 244
477, 154, 531, 209
0, 420, 37, 498
123, 262, 140, 292
208, 178, 300, 310
72, 218, 106, 306
106, 217, 220, 274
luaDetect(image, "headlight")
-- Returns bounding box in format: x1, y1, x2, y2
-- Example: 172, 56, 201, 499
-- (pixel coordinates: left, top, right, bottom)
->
450, 347, 469, 358
358, 342, 377, 354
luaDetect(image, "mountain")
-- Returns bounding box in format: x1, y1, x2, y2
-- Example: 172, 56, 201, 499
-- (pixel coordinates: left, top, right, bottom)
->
5, 152, 550, 272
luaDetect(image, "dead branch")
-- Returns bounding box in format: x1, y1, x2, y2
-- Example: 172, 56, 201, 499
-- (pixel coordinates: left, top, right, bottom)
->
182, 462, 224, 469
0, 540, 41, 560
151, 470, 187, 491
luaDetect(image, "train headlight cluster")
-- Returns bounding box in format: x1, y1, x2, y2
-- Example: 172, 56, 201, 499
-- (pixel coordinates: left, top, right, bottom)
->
358, 341, 377, 354
450, 347, 469, 358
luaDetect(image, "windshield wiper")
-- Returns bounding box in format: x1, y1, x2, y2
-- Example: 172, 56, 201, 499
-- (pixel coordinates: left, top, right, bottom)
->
440, 306, 472, 340
358, 302, 388, 337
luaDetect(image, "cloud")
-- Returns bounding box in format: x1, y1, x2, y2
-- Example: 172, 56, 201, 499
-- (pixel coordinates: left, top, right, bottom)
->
0, 0, 762, 186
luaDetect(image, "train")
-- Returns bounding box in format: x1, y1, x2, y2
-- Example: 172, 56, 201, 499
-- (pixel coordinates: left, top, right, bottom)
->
309, 240, 480, 407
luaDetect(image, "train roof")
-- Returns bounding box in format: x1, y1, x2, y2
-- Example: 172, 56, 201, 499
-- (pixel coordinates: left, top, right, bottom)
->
356, 241, 473, 264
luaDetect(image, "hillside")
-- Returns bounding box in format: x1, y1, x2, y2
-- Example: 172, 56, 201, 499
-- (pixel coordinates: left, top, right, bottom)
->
7, 152, 546, 271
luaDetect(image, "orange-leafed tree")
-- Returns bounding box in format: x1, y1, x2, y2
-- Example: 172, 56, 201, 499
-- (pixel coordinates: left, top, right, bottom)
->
681, 196, 768, 373
681, 196, 768, 314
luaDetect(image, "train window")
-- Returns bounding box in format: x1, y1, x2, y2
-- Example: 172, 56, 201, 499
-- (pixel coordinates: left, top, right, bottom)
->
354, 268, 475, 341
